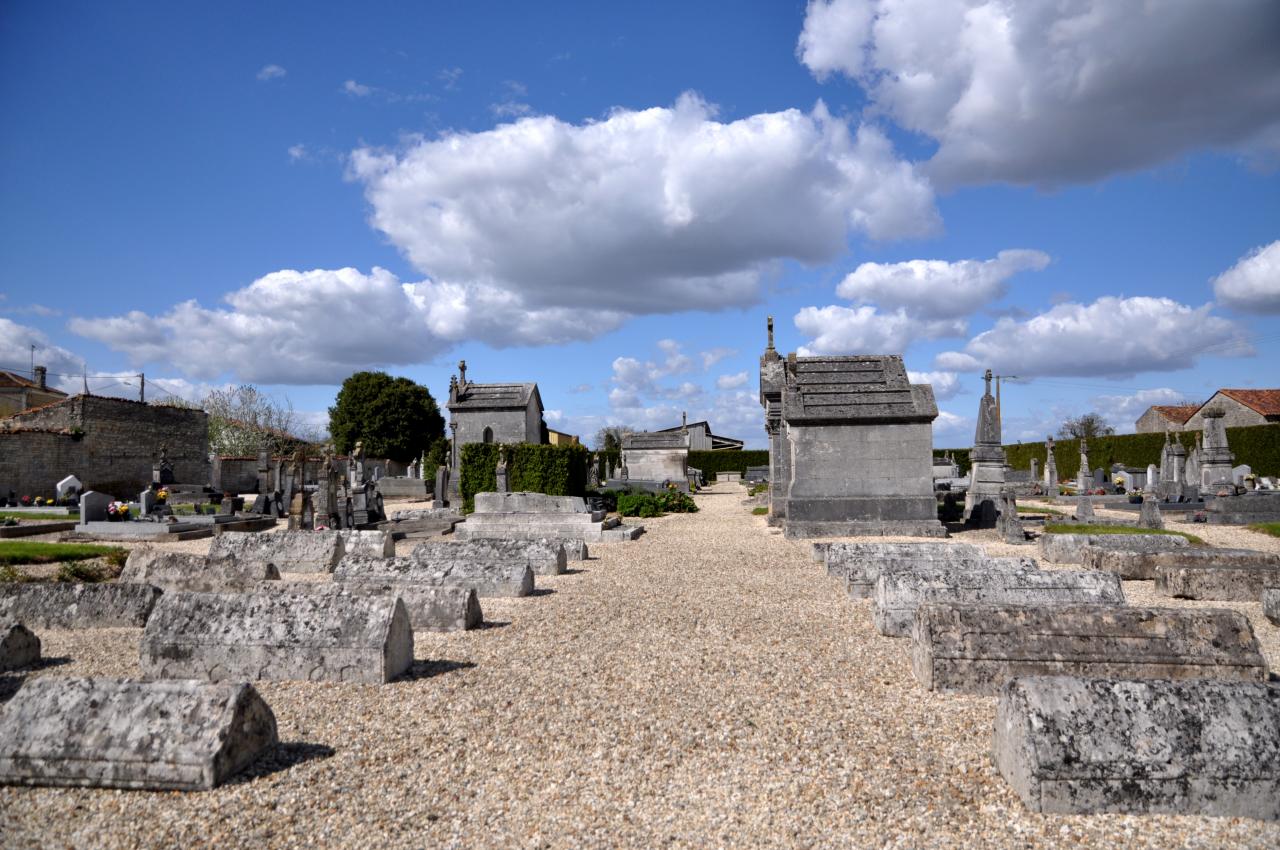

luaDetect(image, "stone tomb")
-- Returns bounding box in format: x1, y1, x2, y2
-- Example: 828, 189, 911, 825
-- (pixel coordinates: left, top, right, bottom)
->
209, 530, 345, 573
139, 591, 414, 684
338, 529, 396, 559
1038, 532, 1189, 564
121, 548, 281, 592
0, 677, 277, 791
778, 355, 944, 538
263, 582, 482, 632
621, 430, 690, 489
912, 604, 1265, 695
813, 540, 980, 565
1, 621, 40, 671
994, 676, 1280, 819
1083, 546, 1280, 581
873, 567, 1124, 637
336, 554, 534, 599
412, 538, 567, 577
1156, 561, 1280, 601
456, 491, 641, 544
0, 583, 161, 629
824, 543, 1034, 598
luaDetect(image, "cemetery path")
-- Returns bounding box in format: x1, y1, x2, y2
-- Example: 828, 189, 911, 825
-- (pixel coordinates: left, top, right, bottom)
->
4, 485, 1279, 849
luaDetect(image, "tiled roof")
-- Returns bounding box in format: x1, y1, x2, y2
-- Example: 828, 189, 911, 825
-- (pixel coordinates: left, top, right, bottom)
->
1216, 389, 1280, 417
449, 382, 537, 411
1150, 404, 1199, 424
0, 370, 67, 395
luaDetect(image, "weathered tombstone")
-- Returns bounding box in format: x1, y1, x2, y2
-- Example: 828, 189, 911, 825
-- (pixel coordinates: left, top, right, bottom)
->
121, 549, 280, 592
1156, 562, 1280, 601
140, 591, 414, 684
264, 581, 482, 632
208, 530, 344, 574
1076, 437, 1091, 492
411, 538, 566, 576
0, 677, 278, 791
912, 604, 1266, 695
56, 474, 82, 504
1233, 464, 1252, 486
1146, 463, 1159, 492
1075, 494, 1094, 521
1043, 436, 1058, 492
830, 551, 1034, 599
1039, 531, 1188, 564
433, 464, 450, 509
873, 567, 1124, 637
337, 529, 395, 559
79, 490, 111, 523
1029, 458, 1039, 483
993, 676, 1280, 818
0, 583, 160, 629
335, 554, 535, 598
153, 445, 175, 485
494, 447, 509, 494
1138, 494, 1164, 529
965, 370, 1005, 528
1084, 546, 1280, 581
138, 488, 157, 516
1199, 408, 1235, 490
1265, 588, 1279, 626
997, 490, 1027, 543
0, 621, 40, 671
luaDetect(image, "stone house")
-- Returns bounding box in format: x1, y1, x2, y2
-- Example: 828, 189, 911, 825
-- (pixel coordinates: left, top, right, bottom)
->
0, 367, 68, 418
1134, 403, 1199, 434
546, 428, 580, 447
0, 394, 208, 499
1184, 389, 1280, 430
446, 361, 547, 472
654, 420, 744, 451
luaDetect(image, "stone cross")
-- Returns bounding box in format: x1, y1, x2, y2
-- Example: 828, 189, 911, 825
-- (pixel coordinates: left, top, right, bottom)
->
766, 315, 775, 352
495, 447, 509, 493
457, 359, 467, 386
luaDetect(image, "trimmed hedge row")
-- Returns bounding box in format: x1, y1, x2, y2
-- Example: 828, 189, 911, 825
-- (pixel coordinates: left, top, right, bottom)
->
939, 423, 1279, 478
460, 442, 590, 512
687, 450, 771, 478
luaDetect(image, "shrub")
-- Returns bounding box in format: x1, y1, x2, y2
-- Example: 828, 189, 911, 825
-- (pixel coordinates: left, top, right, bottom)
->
747, 482, 769, 497
460, 442, 590, 512
56, 561, 107, 583
655, 489, 698, 513
617, 492, 661, 518
751, 506, 769, 516
687, 450, 770, 479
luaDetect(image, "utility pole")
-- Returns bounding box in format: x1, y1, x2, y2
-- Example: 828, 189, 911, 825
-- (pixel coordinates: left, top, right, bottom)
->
994, 374, 1020, 421
30, 344, 35, 379
139, 373, 145, 403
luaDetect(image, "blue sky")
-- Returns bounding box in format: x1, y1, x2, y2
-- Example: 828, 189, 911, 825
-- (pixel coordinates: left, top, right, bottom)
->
3, 0, 1279, 449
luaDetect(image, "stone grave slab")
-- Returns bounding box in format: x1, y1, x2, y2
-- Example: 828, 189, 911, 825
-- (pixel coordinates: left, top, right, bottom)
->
873, 567, 1124, 637
1265, 588, 1279, 626
0, 583, 161, 629
0, 677, 277, 791
79, 490, 111, 522
1038, 532, 1189, 564
815, 540, 981, 564
829, 550, 1037, 599
993, 676, 1280, 818
458, 491, 641, 543
265, 582, 483, 632
208, 530, 343, 573
1155, 562, 1280, 601
412, 538, 567, 576
335, 555, 534, 598
121, 549, 280, 593
338, 529, 395, 559
1083, 546, 1280, 581
0, 621, 40, 671
912, 604, 1265, 695
140, 591, 414, 684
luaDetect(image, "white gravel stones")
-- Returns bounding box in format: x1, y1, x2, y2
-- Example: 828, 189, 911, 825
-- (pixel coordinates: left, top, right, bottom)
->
121, 550, 280, 592
0, 621, 40, 671
911, 604, 1267, 695
0, 583, 161, 629
994, 676, 1280, 819
139, 591, 415, 684
874, 567, 1125, 637
0, 677, 277, 791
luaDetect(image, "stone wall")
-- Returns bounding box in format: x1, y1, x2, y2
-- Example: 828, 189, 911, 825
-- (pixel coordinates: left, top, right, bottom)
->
1134, 407, 1186, 434
452, 409, 533, 470
1185, 394, 1273, 430
0, 395, 208, 498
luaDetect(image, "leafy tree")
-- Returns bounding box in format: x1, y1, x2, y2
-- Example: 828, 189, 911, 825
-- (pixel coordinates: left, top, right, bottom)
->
328, 371, 444, 462
1058, 412, 1116, 440
594, 424, 635, 451
424, 437, 449, 471
200, 385, 310, 455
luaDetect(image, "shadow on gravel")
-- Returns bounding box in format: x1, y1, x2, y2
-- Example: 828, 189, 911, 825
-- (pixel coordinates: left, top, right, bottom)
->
562, 567, 588, 575
527, 587, 556, 597
230, 742, 337, 785
399, 659, 477, 682
475, 620, 510, 630
0, 657, 73, 704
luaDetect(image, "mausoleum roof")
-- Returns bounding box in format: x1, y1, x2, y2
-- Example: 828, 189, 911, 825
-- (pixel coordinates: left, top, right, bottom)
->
449, 382, 539, 411
782, 355, 938, 425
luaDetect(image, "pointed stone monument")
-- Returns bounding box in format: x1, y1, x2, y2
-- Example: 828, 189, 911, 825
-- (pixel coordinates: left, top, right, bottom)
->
1044, 435, 1059, 493
1199, 408, 1235, 492
965, 369, 1005, 527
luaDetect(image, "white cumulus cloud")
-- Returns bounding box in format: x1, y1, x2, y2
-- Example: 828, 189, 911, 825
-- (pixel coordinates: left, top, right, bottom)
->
349, 92, 938, 319
256, 64, 286, 81
795, 305, 965, 356
798, 0, 1280, 186
935, 296, 1252, 378
837, 250, 1049, 319
907, 370, 961, 400
1213, 240, 1280, 314
716, 371, 749, 390
1089, 388, 1198, 434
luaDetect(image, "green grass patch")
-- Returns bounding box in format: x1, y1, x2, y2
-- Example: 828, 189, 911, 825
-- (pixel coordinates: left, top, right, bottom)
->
0, 541, 129, 568
1043, 523, 1205, 546
0, 511, 75, 521
1017, 504, 1065, 516
751, 506, 769, 515
1247, 522, 1280, 538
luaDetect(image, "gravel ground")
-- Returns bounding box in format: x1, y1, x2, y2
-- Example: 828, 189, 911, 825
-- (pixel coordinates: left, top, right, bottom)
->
2, 485, 1279, 848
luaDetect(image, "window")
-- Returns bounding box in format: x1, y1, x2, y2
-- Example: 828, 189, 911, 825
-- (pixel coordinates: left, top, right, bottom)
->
482, 426, 493, 444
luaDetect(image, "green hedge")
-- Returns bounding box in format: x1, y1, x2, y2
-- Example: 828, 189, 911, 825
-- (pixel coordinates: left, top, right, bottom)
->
687, 450, 771, 478
460, 442, 589, 512
940, 423, 1280, 479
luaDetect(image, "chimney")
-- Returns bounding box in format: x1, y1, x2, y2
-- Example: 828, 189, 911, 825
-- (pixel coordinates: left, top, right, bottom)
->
34, 365, 47, 390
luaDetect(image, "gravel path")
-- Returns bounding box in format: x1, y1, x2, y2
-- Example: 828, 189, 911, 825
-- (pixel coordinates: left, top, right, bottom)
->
3, 485, 1279, 848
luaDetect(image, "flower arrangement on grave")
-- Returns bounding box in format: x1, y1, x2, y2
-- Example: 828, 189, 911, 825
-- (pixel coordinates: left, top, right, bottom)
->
106, 501, 130, 521
156, 488, 169, 503
19, 495, 32, 506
